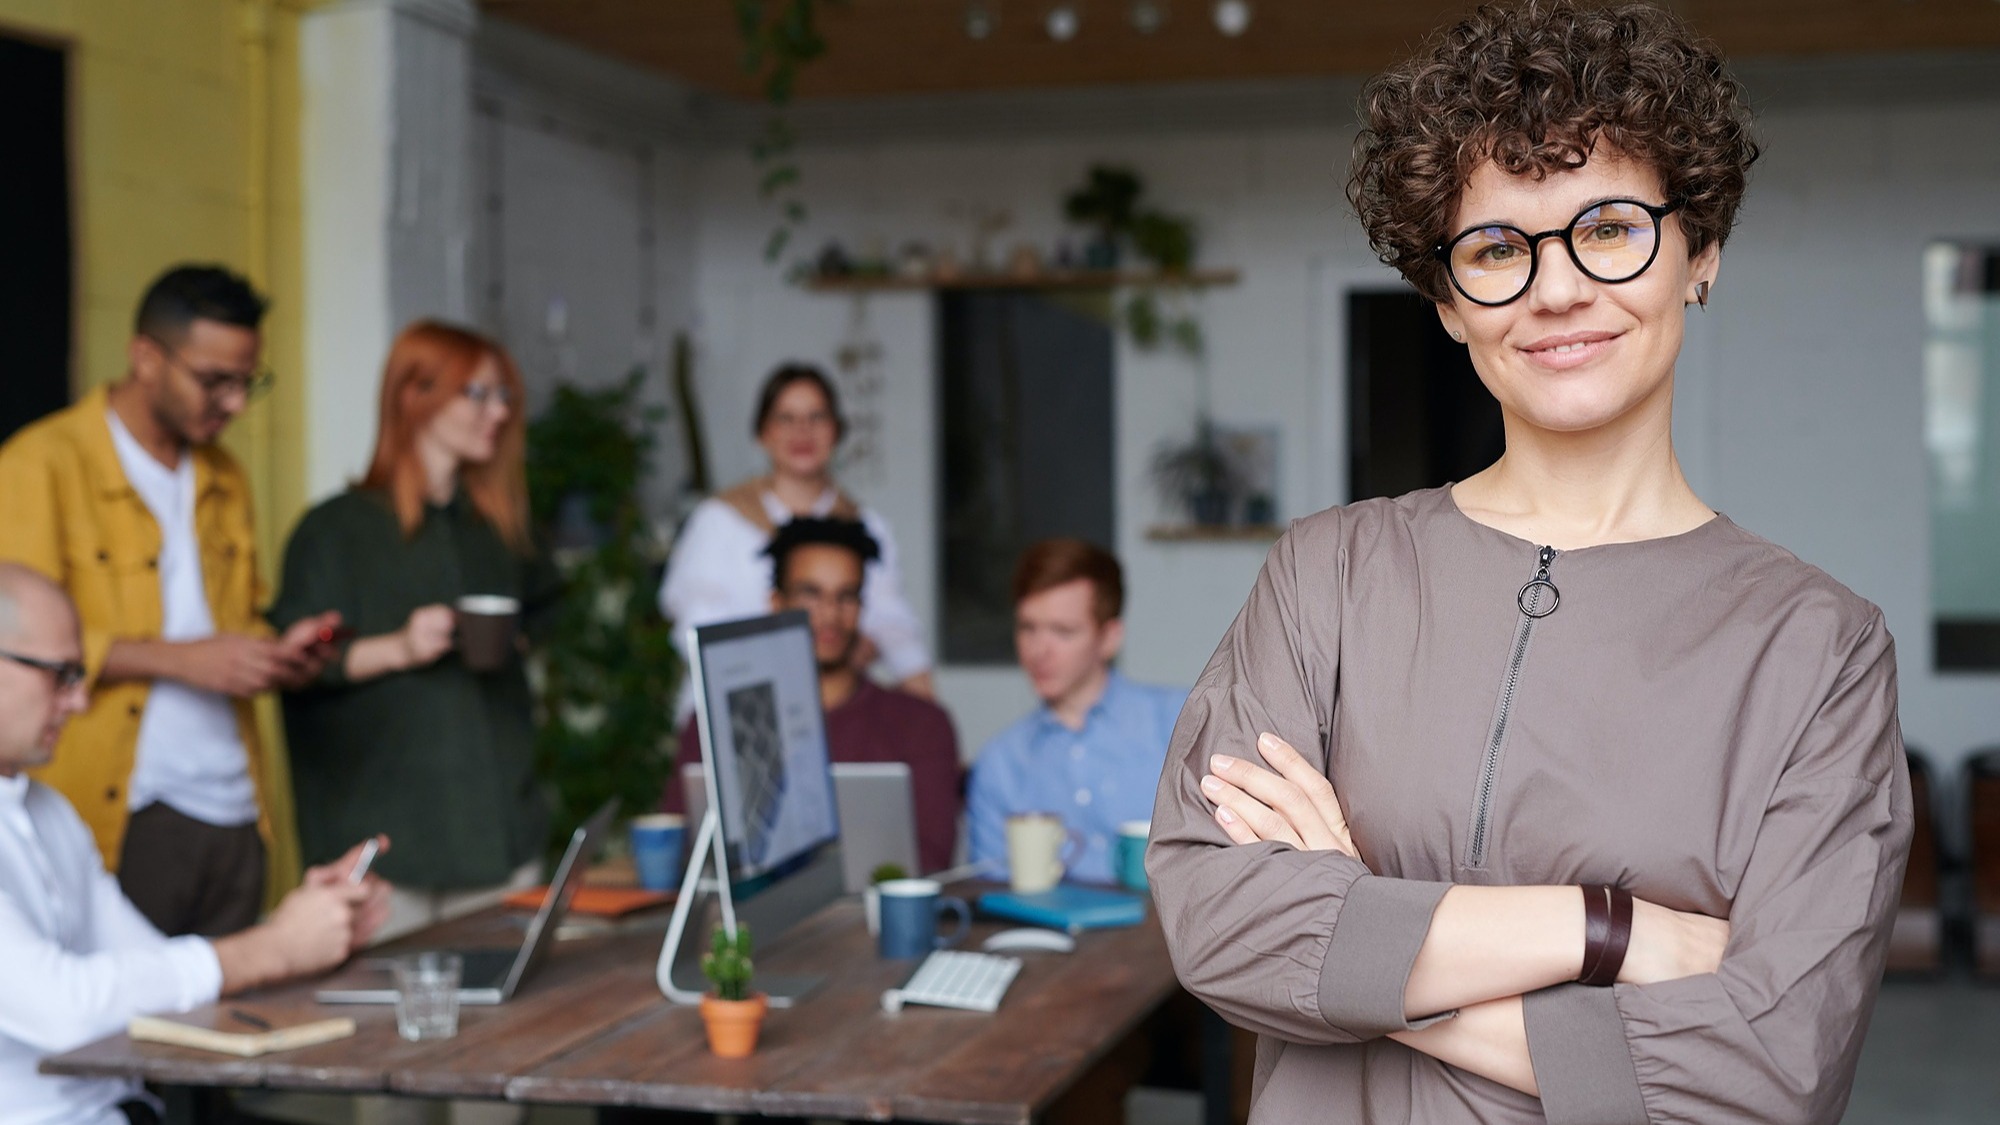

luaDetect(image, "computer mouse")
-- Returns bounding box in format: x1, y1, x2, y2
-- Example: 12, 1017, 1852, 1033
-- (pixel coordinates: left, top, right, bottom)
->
981, 927, 1076, 954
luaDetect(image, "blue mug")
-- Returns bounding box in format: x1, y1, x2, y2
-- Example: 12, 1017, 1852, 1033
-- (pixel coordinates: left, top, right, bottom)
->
1116, 820, 1150, 892
876, 878, 972, 959
629, 814, 686, 892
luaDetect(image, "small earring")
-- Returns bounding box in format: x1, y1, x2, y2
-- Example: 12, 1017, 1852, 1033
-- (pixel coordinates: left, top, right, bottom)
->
1450, 330, 1464, 343
1695, 280, 1710, 309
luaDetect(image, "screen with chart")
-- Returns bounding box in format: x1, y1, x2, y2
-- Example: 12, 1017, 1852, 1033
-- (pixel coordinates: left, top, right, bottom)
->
689, 611, 840, 881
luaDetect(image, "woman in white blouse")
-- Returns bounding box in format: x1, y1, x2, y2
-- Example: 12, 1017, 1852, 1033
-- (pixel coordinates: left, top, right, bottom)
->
660, 364, 933, 703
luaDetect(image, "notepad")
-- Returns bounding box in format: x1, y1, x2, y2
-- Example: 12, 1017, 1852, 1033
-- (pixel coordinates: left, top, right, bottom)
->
128, 1013, 356, 1057
976, 885, 1148, 934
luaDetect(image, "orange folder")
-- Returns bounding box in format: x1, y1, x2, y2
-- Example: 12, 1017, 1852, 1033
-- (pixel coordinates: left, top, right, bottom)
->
502, 885, 673, 917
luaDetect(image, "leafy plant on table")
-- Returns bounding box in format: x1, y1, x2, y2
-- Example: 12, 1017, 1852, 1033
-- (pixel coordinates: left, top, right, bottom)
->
701, 923, 757, 1001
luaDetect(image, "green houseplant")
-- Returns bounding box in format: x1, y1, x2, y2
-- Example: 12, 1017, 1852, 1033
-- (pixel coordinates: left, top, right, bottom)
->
526, 368, 682, 858
1060, 164, 1205, 358
736, 0, 834, 263
699, 923, 767, 1057
1151, 418, 1240, 526
1064, 165, 1143, 269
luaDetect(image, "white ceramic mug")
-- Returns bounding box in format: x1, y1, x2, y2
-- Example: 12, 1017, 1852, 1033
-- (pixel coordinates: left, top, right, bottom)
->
1005, 812, 1082, 894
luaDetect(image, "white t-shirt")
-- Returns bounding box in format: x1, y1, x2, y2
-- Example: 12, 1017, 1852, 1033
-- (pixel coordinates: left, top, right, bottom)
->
105, 412, 258, 828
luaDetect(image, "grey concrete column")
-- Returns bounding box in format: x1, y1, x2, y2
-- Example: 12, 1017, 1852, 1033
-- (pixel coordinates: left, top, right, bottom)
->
300, 0, 477, 499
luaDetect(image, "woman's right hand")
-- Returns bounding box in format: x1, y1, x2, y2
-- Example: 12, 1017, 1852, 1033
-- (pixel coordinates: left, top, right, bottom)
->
1620, 898, 1731, 985
399, 604, 456, 669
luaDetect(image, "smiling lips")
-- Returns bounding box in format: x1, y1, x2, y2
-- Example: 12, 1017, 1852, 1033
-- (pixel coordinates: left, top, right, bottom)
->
1519, 330, 1622, 369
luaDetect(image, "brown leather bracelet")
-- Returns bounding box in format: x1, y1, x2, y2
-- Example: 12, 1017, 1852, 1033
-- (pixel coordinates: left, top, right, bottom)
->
1584, 885, 1634, 987
1579, 884, 1610, 984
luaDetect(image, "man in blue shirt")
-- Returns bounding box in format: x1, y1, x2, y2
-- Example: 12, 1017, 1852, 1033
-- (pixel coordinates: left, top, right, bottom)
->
968, 539, 1187, 885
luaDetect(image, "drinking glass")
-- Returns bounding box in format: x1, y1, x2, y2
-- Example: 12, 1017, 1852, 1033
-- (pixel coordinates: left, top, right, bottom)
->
393, 952, 462, 1041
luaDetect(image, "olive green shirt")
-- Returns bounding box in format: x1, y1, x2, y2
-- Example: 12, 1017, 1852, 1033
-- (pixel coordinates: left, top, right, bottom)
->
270, 489, 560, 890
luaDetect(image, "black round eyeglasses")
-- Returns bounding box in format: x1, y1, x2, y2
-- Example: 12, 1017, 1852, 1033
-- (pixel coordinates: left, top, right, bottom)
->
1433, 198, 1682, 307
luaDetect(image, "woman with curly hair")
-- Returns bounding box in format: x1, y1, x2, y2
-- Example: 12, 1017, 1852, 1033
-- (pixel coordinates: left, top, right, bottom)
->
1147, 3, 1910, 1122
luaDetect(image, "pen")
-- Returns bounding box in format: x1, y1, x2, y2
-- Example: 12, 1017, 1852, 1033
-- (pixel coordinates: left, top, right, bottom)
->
228, 1008, 273, 1031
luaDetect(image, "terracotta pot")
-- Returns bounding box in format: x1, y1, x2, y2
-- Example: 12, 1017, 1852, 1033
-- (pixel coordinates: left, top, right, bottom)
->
700, 993, 769, 1058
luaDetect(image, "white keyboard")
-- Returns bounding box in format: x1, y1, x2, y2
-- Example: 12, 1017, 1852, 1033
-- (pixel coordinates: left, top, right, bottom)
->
881, 949, 1022, 1013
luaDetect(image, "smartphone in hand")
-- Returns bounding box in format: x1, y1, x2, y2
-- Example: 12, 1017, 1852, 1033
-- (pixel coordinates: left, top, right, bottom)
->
348, 837, 381, 885
315, 624, 358, 647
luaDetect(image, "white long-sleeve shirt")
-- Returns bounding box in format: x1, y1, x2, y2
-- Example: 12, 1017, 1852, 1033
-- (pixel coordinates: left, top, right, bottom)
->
659, 488, 931, 709
0, 773, 222, 1125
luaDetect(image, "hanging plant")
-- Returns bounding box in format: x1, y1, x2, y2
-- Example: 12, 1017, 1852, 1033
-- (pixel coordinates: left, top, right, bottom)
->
737, 0, 835, 264
1061, 164, 1205, 358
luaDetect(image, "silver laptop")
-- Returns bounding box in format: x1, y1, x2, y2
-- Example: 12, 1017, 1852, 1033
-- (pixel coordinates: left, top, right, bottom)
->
683, 761, 919, 891
315, 800, 617, 1006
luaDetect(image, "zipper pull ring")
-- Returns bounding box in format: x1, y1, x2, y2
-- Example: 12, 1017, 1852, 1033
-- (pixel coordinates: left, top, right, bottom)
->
1518, 545, 1560, 618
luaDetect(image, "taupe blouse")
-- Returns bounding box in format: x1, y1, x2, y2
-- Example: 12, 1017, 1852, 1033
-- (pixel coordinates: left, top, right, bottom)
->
1148, 486, 1911, 1124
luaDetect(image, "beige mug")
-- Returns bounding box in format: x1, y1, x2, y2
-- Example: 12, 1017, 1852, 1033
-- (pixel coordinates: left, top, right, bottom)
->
1005, 812, 1083, 894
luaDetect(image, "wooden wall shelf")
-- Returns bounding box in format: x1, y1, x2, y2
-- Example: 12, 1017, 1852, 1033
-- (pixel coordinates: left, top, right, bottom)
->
1145, 523, 1285, 543
801, 268, 1240, 293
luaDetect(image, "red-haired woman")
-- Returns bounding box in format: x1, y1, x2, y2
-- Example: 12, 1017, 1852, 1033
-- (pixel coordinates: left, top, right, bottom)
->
271, 320, 558, 938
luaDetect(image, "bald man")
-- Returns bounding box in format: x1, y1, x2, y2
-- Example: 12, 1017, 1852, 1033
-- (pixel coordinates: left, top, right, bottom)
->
0, 564, 388, 1125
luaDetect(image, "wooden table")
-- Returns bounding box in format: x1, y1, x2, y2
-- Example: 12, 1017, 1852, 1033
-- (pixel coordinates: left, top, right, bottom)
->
42, 888, 1194, 1123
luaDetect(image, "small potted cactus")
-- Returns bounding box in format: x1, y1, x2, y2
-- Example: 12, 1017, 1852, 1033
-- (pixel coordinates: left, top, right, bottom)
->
698, 922, 766, 1058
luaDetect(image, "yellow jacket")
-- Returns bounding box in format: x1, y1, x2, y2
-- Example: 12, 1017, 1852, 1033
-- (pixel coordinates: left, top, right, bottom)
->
0, 386, 273, 866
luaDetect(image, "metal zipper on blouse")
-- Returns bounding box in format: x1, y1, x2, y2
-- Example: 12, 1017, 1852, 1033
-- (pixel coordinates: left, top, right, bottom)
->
1465, 545, 1561, 869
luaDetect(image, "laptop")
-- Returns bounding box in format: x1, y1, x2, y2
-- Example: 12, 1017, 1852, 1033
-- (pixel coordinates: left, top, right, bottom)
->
682, 761, 919, 891
316, 800, 617, 1006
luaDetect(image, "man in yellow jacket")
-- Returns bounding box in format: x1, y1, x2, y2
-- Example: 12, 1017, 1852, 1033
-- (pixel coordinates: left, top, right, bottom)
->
0, 265, 340, 938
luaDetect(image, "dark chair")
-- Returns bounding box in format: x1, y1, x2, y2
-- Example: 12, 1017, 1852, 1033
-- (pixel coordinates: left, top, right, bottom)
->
1886, 747, 1943, 973
1968, 748, 2000, 978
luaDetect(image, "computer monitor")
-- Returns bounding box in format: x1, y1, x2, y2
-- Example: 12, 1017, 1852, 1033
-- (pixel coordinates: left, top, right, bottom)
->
688, 610, 841, 883
657, 611, 848, 1006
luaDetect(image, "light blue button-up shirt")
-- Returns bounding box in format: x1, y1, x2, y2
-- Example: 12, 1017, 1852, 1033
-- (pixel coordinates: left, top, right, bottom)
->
967, 672, 1189, 885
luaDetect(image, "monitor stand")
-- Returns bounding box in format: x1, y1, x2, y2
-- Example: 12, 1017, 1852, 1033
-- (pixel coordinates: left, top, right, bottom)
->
655, 807, 843, 1008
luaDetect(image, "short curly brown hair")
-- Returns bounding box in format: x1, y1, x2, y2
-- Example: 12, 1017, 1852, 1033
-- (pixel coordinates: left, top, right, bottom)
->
1347, 0, 1759, 304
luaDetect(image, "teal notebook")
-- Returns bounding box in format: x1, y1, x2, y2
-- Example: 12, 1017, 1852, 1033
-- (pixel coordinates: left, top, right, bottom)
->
976, 886, 1148, 934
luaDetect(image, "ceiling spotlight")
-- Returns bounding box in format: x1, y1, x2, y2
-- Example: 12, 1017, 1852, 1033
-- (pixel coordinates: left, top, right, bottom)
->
964, 1, 998, 41
1211, 0, 1251, 37
1130, 0, 1167, 35
1046, 4, 1080, 41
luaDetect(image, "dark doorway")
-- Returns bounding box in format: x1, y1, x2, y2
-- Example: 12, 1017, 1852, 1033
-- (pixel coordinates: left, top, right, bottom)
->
1347, 290, 1503, 501
0, 33, 72, 445
938, 290, 1115, 664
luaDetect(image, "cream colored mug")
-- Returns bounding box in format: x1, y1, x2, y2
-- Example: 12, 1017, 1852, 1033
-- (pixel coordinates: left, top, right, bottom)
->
1005, 812, 1083, 893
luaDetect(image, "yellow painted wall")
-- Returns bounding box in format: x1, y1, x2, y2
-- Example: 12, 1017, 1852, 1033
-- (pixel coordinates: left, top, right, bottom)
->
0, 0, 324, 899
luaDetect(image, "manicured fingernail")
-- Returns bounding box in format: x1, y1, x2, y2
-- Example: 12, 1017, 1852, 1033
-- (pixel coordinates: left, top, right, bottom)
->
1200, 775, 1222, 794
1217, 807, 1237, 824
1212, 755, 1235, 772
1258, 733, 1279, 751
